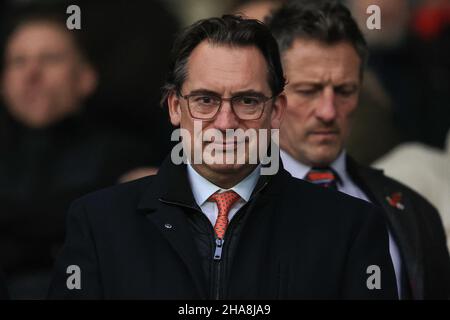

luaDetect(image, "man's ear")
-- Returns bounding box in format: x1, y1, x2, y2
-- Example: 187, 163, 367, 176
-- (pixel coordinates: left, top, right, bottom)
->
270, 93, 286, 129
79, 63, 98, 98
167, 90, 182, 126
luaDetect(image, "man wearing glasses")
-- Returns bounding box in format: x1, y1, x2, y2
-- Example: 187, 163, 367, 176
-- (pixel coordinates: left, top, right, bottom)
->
48, 15, 397, 299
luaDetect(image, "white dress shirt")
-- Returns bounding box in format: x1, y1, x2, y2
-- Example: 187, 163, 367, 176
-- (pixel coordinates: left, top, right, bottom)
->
186, 164, 260, 227
281, 149, 403, 298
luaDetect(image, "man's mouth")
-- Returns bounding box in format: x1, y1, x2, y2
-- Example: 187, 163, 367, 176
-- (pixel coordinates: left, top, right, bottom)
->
310, 130, 338, 136
209, 141, 240, 149
209, 136, 246, 145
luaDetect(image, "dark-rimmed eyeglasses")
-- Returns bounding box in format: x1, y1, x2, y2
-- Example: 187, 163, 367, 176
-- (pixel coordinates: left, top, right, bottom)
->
178, 91, 273, 120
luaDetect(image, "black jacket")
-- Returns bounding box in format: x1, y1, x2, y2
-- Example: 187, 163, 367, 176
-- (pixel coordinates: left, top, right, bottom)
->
0, 109, 159, 282
347, 157, 450, 299
48, 157, 397, 299
0, 271, 8, 300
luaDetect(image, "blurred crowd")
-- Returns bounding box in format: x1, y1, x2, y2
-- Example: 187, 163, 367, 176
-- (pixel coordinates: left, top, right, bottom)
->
0, 0, 449, 299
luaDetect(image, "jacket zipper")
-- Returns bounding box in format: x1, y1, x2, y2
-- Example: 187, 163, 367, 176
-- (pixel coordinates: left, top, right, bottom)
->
214, 238, 224, 260
159, 181, 269, 300
214, 238, 224, 300
211, 181, 269, 300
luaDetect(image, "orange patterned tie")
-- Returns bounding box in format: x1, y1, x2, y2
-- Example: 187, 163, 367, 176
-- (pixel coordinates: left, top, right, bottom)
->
208, 190, 241, 239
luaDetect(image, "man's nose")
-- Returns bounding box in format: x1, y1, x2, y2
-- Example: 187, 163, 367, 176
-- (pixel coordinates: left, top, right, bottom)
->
23, 59, 42, 83
212, 100, 240, 130
315, 87, 337, 123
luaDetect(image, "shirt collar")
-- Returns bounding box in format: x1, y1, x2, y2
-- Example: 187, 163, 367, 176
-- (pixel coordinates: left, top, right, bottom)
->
279, 149, 309, 180
280, 149, 348, 183
186, 164, 260, 207
331, 150, 347, 180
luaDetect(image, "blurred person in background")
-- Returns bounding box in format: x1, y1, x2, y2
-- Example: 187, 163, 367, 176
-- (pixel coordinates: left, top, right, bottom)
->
267, 0, 450, 299
337, 0, 410, 164
346, 0, 450, 153
0, 4, 160, 299
348, 0, 450, 252
371, 0, 450, 252
375, 129, 450, 252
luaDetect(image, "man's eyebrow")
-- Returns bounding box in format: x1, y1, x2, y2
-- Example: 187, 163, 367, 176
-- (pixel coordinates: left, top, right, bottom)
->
230, 89, 266, 97
185, 89, 267, 97
290, 81, 359, 88
187, 89, 221, 96
334, 82, 359, 88
290, 82, 323, 88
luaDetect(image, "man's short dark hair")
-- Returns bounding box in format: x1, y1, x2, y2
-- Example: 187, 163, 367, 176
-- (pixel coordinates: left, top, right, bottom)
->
161, 14, 285, 108
266, 0, 368, 72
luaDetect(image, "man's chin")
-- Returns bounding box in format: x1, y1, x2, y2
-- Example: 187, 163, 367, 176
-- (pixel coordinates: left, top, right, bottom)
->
203, 162, 249, 174
13, 103, 57, 128
301, 145, 342, 167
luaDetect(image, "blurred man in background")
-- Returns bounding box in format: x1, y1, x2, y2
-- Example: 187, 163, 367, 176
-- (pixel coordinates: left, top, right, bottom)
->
346, 0, 450, 152
1, 10, 97, 129
0, 5, 158, 299
267, 0, 450, 299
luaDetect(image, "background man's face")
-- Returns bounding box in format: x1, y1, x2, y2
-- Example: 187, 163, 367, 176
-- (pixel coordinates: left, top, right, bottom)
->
168, 41, 284, 178
1, 21, 96, 128
281, 39, 361, 167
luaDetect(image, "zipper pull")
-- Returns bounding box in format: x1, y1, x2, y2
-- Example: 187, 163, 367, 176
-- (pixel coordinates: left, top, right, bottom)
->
213, 238, 224, 261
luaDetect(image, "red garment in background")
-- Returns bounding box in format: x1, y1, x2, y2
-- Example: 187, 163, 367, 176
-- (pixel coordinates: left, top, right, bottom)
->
413, 4, 450, 40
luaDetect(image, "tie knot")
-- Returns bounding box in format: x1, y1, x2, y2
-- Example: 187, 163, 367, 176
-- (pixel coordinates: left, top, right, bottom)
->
305, 167, 339, 189
208, 190, 241, 239
208, 190, 241, 210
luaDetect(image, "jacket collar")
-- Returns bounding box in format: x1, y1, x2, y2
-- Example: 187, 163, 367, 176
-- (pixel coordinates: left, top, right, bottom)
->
138, 155, 284, 212
137, 155, 198, 211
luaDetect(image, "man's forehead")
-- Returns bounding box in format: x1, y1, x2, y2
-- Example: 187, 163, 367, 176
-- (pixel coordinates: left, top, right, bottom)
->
6, 21, 75, 55
183, 41, 271, 93
283, 38, 361, 83
187, 41, 266, 69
